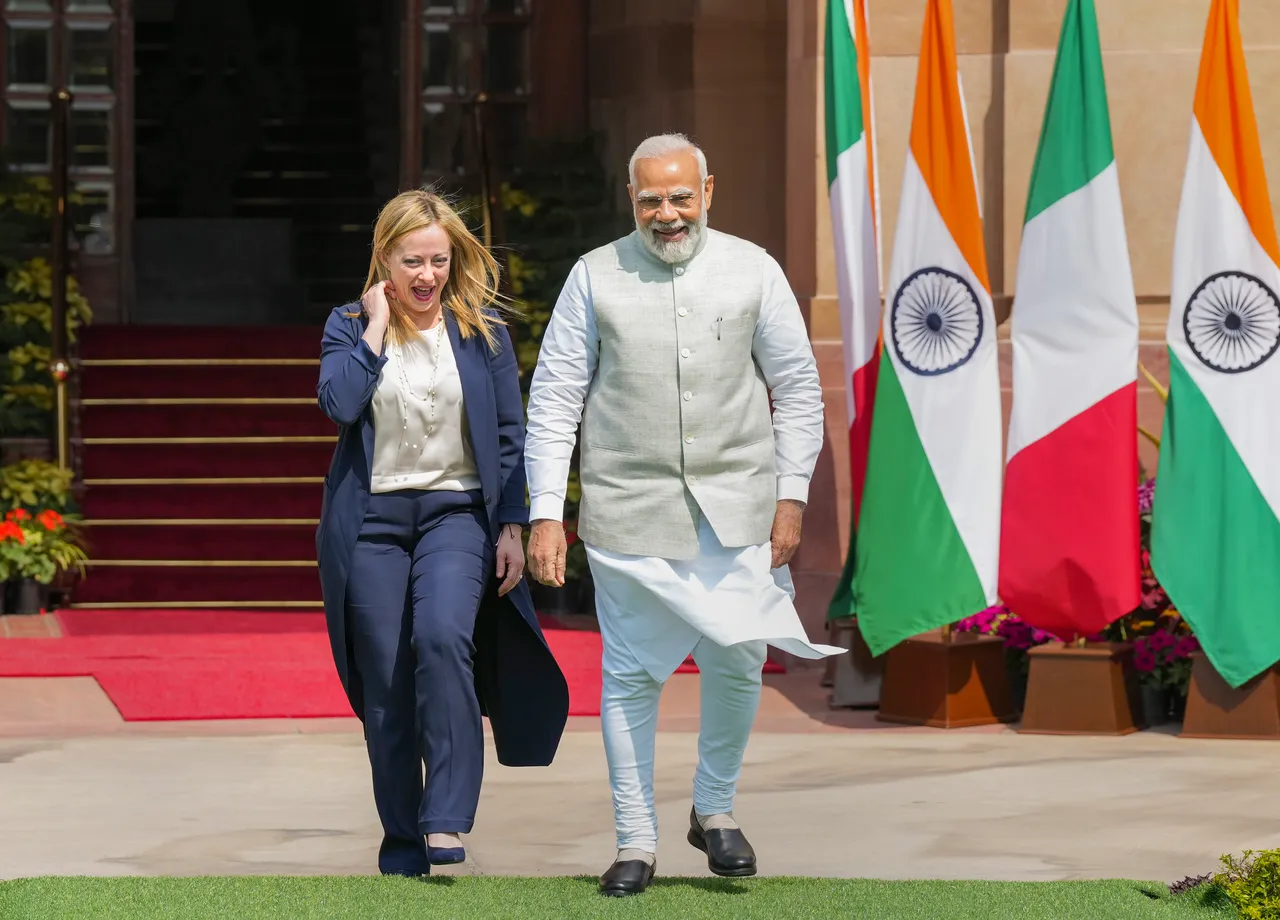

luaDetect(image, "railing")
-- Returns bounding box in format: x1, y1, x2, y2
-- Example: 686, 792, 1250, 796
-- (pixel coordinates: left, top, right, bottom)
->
49, 85, 72, 472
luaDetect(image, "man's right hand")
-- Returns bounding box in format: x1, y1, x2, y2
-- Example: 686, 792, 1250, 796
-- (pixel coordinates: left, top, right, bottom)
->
528, 519, 568, 587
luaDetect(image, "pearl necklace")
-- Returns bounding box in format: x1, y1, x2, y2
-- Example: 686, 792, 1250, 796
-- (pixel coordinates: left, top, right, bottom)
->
390, 320, 446, 474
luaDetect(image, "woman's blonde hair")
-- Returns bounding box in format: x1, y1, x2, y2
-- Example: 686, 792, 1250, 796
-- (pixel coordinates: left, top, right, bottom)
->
356, 189, 507, 350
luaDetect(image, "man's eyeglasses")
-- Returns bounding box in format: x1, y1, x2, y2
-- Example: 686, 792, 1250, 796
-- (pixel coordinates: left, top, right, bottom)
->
635, 193, 698, 213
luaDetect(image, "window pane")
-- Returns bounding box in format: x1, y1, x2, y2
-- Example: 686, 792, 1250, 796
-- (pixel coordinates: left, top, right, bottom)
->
70, 26, 114, 90
67, 0, 113, 10
5, 104, 50, 166
424, 0, 467, 13
421, 102, 469, 180
485, 25, 527, 95
73, 182, 113, 254
422, 23, 469, 95
7, 27, 51, 86
486, 0, 528, 13
4, 0, 53, 11
71, 107, 110, 168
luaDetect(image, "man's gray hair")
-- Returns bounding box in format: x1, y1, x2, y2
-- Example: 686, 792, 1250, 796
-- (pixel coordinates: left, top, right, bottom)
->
628, 133, 708, 187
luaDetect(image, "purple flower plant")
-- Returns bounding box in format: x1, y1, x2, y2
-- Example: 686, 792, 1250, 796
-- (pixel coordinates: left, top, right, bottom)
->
1138, 478, 1156, 515
1133, 646, 1158, 672
957, 606, 1059, 651
1131, 630, 1200, 675
1175, 635, 1201, 657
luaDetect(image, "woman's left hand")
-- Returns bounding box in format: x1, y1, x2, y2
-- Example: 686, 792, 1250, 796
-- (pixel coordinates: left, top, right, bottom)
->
495, 524, 526, 597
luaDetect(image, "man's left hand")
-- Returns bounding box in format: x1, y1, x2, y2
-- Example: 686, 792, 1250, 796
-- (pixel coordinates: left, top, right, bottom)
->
770, 499, 805, 569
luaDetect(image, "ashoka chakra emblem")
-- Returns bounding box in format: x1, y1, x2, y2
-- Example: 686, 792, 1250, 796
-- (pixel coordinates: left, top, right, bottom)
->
1184, 271, 1280, 374
890, 267, 984, 376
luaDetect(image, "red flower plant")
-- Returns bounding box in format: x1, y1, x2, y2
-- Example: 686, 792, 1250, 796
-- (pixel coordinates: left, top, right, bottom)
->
0, 521, 25, 544
5, 509, 30, 523
35, 510, 64, 531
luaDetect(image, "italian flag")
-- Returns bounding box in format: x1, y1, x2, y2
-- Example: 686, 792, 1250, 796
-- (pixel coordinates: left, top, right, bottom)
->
853, 0, 1002, 656
824, 0, 882, 622
999, 0, 1140, 641
1153, 0, 1280, 689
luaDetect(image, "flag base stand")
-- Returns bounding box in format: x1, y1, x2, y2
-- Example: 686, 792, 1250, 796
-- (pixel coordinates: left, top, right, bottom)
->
828, 617, 883, 709
876, 630, 1015, 728
820, 621, 841, 688
1019, 643, 1145, 735
1180, 654, 1280, 740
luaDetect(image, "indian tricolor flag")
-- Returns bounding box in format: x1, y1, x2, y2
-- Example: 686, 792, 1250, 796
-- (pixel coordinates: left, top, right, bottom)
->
853, 0, 1002, 656
1153, 0, 1280, 689
999, 0, 1140, 641
823, 0, 881, 622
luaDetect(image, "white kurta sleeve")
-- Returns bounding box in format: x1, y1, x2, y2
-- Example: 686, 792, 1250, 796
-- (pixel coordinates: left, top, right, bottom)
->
525, 259, 600, 522
753, 254, 826, 505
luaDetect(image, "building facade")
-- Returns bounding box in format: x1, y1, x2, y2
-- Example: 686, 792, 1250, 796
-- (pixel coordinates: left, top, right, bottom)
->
3, 0, 1278, 636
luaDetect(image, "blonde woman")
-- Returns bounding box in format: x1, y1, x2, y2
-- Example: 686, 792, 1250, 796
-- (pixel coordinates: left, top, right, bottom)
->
316, 189, 568, 877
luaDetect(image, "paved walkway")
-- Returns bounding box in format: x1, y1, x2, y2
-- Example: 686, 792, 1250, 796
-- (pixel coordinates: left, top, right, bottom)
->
1, 671, 1276, 883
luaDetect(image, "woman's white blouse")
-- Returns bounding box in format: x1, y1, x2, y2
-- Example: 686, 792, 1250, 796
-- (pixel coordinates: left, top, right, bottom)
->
370, 323, 481, 494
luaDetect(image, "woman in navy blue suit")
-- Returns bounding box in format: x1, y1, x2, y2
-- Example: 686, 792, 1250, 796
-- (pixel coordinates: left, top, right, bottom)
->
316, 189, 568, 877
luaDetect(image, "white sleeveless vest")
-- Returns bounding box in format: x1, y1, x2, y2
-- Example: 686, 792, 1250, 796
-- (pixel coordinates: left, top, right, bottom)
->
576, 228, 777, 559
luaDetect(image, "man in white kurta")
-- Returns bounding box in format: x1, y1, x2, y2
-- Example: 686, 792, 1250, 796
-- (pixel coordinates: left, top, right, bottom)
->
525, 134, 842, 896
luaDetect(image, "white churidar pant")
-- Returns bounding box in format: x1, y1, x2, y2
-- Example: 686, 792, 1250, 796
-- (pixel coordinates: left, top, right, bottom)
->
588, 515, 844, 850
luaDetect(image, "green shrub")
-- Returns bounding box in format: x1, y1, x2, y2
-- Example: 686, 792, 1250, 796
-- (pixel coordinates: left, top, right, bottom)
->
1215, 848, 1280, 919
0, 459, 75, 513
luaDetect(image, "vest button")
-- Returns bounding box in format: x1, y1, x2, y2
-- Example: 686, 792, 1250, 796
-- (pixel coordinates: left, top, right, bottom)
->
680, 347, 690, 358
675, 266, 685, 276
678, 307, 688, 317
684, 435, 694, 443
682, 391, 692, 401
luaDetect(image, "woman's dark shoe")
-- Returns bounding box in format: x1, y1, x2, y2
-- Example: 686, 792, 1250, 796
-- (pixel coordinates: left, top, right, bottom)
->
599, 854, 656, 896
378, 835, 429, 877
687, 808, 757, 877
427, 846, 466, 865
426, 833, 466, 865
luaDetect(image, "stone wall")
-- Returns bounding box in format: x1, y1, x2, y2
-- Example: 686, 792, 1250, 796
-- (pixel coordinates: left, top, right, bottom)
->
785, 0, 1280, 647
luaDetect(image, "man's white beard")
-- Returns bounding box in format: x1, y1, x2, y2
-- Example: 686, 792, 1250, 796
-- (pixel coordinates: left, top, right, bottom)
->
636, 210, 707, 264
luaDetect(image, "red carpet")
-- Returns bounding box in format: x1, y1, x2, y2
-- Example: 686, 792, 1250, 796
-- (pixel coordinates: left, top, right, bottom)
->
0, 611, 780, 721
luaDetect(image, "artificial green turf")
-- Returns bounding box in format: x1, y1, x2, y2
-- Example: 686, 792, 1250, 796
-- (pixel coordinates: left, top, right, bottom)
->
0, 876, 1237, 920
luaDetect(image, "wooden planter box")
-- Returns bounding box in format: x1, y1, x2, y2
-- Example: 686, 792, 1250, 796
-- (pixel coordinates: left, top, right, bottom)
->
1181, 654, 1280, 740
876, 630, 1016, 728
1019, 642, 1145, 735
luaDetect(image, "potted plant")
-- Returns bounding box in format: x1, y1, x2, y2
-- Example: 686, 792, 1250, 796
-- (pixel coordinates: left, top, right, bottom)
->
1096, 477, 1199, 725
0, 513, 24, 613
3, 508, 86, 614
1132, 624, 1198, 725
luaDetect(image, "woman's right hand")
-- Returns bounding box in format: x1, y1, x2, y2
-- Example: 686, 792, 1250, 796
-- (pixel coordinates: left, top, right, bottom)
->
362, 281, 393, 330
360, 281, 393, 355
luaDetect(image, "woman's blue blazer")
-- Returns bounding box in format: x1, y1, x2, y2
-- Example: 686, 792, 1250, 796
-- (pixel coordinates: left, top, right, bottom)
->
315, 305, 569, 766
